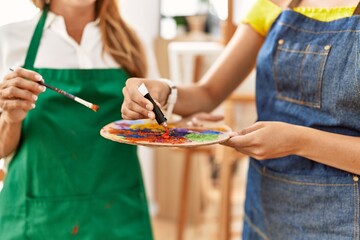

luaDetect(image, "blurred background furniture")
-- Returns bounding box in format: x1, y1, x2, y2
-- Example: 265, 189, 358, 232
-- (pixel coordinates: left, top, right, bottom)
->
217, 93, 255, 240
167, 40, 224, 240
168, 41, 224, 86
154, 1, 257, 239
166, 38, 256, 240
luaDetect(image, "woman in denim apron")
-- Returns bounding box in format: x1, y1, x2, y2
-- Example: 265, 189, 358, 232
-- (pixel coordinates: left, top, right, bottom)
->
242, 0, 360, 238
122, 0, 360, 239
0, 1, 153, 239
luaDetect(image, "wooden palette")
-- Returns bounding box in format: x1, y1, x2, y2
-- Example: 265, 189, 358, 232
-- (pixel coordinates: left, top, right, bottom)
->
100, 119, 231, 147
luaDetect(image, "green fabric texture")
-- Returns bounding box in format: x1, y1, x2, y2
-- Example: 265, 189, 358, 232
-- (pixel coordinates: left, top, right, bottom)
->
0, 6, 153, 240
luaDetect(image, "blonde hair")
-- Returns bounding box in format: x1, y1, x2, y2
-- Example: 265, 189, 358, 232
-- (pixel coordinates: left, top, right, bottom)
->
31, 0, 147, 77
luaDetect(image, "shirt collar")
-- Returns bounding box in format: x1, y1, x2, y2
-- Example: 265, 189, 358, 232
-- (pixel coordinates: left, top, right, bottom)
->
42, 10, 100, 30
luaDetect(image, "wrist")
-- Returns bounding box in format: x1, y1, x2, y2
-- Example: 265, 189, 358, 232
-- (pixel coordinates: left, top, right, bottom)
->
158, 78, 177, 120
293, 125, 309, 156
0, 112, 22, 126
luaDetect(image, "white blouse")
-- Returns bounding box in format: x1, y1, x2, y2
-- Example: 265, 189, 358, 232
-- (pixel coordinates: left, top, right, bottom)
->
0, 11, 159, 78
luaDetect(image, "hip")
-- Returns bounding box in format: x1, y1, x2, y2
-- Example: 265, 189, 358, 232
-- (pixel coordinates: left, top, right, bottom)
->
243, 159, 360, 240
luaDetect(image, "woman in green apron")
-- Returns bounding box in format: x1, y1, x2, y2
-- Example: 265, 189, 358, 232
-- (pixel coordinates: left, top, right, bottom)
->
0, 0, 153, 239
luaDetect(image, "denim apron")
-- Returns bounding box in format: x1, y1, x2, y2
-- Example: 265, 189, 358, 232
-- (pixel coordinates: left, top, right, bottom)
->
243, 2, 360, 240
0, 7, 153, 240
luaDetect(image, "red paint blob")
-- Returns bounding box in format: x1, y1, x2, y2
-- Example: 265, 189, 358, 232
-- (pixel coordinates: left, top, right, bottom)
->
162, 126, 170, 139
72, 225, 79, 235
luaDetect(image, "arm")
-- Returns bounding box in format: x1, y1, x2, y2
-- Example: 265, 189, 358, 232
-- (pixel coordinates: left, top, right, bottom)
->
0, 68, 45, 158
300, 126, 360, 174
121, 23, 264, 119
174, 24, 263, 116
0, 117, 21, 159
223, 122, 360, 175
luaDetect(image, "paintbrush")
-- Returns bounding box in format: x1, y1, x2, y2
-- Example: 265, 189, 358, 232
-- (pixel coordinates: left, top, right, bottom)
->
9, 68, 99, 112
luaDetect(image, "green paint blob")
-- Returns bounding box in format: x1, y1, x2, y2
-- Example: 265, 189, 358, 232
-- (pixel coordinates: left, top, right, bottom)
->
185, 133, 218, 142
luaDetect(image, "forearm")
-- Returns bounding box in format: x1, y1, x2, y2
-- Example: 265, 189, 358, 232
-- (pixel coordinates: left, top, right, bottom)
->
297, 126, 360, 174
173, 85, 214, 116
173, 24, 263, 116
0, 114, 21, 158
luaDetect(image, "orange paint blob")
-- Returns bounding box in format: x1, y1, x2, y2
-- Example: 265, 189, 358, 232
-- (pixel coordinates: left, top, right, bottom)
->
91, 104, 100, 112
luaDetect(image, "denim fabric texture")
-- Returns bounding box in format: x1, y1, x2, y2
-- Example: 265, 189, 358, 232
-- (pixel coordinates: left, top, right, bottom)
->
243, 10, 360, 240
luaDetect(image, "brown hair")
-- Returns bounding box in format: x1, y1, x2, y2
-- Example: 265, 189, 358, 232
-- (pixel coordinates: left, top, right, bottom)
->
31, 0, 147, 77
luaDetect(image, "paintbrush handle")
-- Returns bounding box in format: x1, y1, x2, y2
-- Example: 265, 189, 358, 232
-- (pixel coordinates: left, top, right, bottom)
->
38, 81, 99, 111
38, 81, 76, 100
9, 68, 99, 112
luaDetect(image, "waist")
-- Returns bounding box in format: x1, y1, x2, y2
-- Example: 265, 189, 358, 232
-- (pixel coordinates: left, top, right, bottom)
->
250, 155, 352, 178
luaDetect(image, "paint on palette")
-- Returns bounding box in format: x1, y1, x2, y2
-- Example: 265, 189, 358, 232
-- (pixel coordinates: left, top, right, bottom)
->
162, 126, 170, 139
106, 120, 226, 144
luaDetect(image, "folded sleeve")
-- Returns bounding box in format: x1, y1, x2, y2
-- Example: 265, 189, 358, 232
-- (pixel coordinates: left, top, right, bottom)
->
241, 0, 282, 37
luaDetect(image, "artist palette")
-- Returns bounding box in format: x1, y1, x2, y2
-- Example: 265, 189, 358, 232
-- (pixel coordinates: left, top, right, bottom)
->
100, 119, 231, 147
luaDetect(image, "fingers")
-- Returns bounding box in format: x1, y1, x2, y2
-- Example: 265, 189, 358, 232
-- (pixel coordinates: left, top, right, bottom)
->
221, 123, 263, 149
184, 112, 225, 127
0, 99, 35, 112
0, 85, 36, 102
195, 112, 224, 122
121, 78, 168, 120
221, 134, 261, 159
1, 78, 45, 97
239, 122, 264, 135
0, 68, 46, 122
3, 67, 46, 96
186, 117, 201, 127
121, 90, 149, 119
121, 79, 152, 120
220, 122, 280, 160
6, 67, 43, 82
222, 134, 251, 148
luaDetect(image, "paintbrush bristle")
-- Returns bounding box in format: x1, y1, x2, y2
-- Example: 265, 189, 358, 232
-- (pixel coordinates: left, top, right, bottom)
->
91, 104, 100, 112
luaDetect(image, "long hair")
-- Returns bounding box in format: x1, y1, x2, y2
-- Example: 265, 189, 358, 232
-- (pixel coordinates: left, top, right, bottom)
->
31, 0, 147, 77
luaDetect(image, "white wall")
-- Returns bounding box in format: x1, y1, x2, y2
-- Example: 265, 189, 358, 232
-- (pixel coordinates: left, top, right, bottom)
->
0, 0, 38, 26
120, 0, 160, 45
232, 0, 257, 95
233, 0, 257, 24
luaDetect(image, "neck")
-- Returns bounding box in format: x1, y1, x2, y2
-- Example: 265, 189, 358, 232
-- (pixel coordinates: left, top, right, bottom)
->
50, 2, 96, 44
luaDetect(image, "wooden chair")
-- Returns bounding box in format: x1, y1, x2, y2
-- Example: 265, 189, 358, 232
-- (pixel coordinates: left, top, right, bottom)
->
176, 145, 216, 240
175, 93, 255, 240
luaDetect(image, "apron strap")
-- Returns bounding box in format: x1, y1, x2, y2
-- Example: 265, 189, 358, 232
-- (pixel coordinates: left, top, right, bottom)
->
287, 0, 302, 9
353, 2, 360, 15
23, 5, 49, 68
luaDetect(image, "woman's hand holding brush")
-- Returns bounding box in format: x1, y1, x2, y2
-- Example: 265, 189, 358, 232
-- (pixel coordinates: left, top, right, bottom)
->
0, 67, 45, 124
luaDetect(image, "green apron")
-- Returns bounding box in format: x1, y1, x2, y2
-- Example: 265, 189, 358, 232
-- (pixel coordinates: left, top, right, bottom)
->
0, 7, 153, 240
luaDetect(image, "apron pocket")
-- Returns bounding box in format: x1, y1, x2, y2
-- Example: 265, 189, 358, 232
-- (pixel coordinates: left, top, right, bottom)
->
273, 39, 331, 108
262, 167, 357, 240
25, 187, 151, 240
